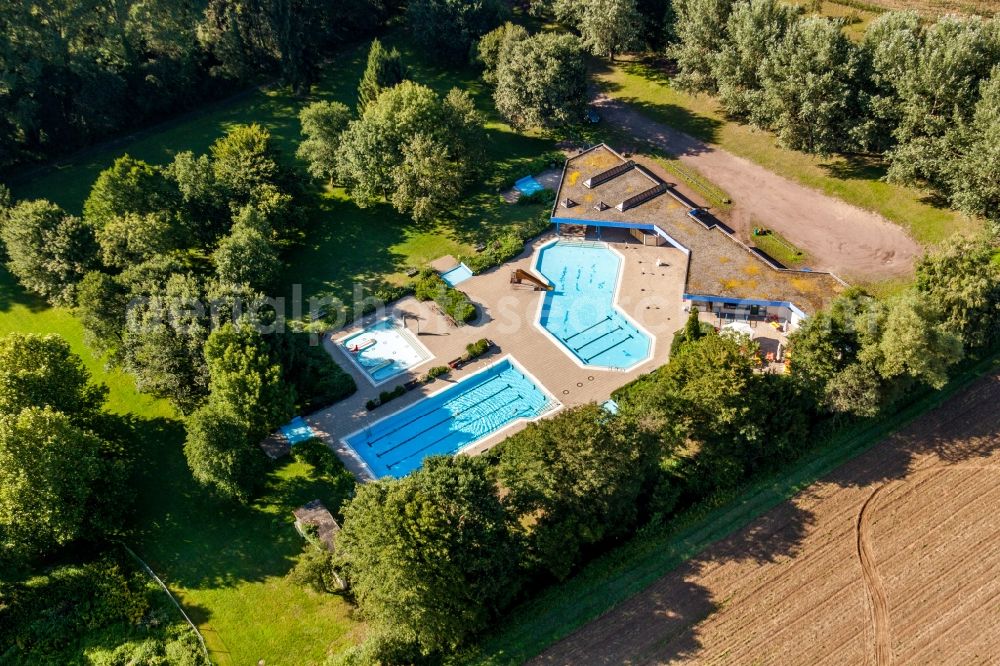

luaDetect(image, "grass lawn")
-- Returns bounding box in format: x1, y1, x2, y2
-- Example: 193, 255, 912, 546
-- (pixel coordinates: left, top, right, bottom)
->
595, 59, 982, 246
3, 28, 557, 664
0, 267, 363, 665
466, 350, 1000, 664
788, 0, 881, 40
750, 229, 810, 267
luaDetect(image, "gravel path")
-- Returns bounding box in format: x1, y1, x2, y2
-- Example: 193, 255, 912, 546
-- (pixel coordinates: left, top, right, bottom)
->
593, 94, 922, 282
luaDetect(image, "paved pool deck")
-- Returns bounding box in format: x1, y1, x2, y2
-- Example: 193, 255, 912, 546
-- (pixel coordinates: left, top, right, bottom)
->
306, 229, 687, 481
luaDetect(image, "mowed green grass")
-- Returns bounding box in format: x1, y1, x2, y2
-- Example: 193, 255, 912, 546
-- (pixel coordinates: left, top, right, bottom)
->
5, 32, 555, 664
0, 266, 361, 665
596, 60, 981, 246
751, 229, 811, 267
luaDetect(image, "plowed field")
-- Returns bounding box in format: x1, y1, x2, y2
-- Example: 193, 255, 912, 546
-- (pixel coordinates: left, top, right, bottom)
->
533, 372, 1000, 665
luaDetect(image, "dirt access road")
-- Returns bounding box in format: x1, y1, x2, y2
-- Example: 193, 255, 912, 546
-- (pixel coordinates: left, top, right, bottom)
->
532, 370, 1000, 665
594, 94, 922, 283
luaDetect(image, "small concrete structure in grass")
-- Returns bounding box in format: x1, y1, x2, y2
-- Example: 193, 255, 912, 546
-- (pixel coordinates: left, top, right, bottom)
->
292, 499, 340, 551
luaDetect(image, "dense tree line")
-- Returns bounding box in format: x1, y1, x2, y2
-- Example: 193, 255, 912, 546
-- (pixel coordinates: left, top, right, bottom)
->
0, 124, 356, 503
0, 0, 397, 172
538, 0, 675, 53
669, 1, 1000, 226
406, 0, 509, 63
327, 232, 996, 663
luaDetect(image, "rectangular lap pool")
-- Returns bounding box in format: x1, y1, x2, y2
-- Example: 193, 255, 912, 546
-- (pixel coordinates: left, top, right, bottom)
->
343, 357, 557, 478
338, 317, 432, 385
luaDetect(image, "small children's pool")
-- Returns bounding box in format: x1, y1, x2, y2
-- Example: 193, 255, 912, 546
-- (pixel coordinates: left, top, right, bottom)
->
440, 262, 473, 287
343, 357, 557, 478
339, 317, 432, 385
536, 240, 652, 370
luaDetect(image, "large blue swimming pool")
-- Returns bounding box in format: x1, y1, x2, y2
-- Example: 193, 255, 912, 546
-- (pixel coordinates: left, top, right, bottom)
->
536, 241, 651, 369
343, 358, 555, 478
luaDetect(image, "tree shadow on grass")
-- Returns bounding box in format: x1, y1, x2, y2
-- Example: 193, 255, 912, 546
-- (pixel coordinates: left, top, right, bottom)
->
599, 95, 725, 152
588, 56, 726, 150
0, 265, 49, 314
820, 153, 888, 182
280, 193, 410, 305
128, 416, 351, 591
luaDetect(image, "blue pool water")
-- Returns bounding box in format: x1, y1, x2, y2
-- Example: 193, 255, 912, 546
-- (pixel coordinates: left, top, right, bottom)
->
514, 175, 544, 196
344, 358, 554, 478
440, 262, 473, 286
340, 317, 431, 384
281, 416, 315, 445
536, 241, 651, 369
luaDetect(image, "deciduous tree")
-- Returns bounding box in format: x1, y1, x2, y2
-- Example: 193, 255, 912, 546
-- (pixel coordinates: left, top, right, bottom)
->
669, 0, 735, 93
497, 404, 657, 580
406, 0, 509, 62
296, 101, 352, 184
494, 33, 588, 129
1, 200, 98, 306
0, 407, 105, 561
203, 321, 295, 439
337, 81, 486, 220
183, 403, 262, 502
712, 0, 797, 119
579, 0, 644, 61
474, 22, 528, 83
757, 17, 861, 155
339, 456, 520, 654
0, 333, 108, 422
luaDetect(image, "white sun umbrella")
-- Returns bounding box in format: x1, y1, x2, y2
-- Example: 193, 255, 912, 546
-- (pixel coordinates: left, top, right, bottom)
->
721, 321, 755, 340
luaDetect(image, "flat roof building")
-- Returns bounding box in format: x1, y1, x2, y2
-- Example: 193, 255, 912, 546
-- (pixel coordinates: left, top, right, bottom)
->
551, 144, 846, 325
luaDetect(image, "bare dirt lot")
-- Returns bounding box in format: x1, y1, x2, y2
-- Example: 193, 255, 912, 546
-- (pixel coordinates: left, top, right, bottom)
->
854, 0, 995, 17
594, 94, 923, 283
532, 370, 1000, 665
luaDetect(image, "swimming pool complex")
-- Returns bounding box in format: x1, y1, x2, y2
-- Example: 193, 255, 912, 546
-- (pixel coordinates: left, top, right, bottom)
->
535, 240, 652, 369
338, 317, 432, 385
343, 357, 556, 478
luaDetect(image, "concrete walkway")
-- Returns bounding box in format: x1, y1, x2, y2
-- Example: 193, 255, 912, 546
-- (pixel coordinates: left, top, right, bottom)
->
593, 94, 921, 282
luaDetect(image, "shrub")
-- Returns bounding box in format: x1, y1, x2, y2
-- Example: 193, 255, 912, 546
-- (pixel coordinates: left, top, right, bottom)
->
517, 187, 556, 206
414, 270, 477, 323
461, 210, 551, 274
369, 385, 408, 410
465, 338, 491, 360
272, 331, 356, 411
288, 545, 341, 594
0, 554, 152, 658
426, 365, 450, 379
